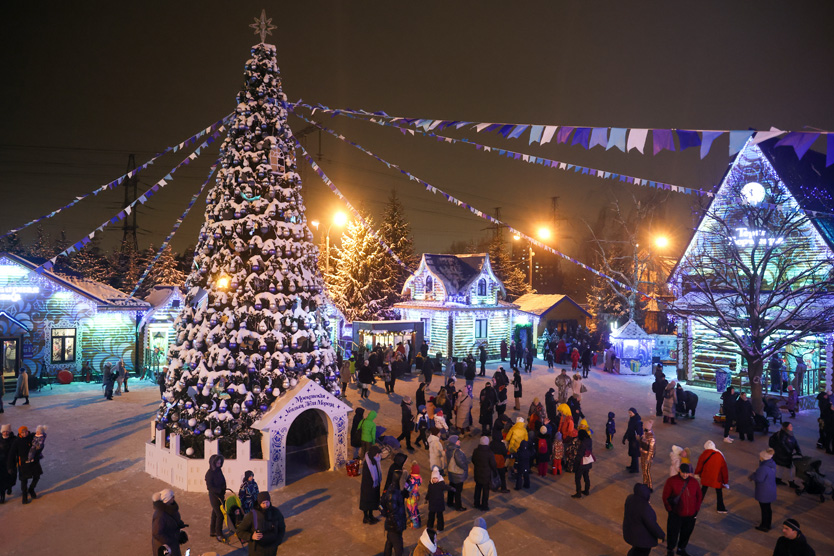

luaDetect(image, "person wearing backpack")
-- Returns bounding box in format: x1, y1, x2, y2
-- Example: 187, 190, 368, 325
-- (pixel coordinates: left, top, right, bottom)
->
662, 463, 703, 556
536, 426, 551, 477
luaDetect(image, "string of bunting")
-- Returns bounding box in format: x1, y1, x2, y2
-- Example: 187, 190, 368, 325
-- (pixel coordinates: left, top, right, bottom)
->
1, 114, 232, 241
292, 113, 654, 300
130, 162, 220, 297
291, 102, 714, 198
294, 139, 413, 275
296, 102, 834, 166
39, 124, 227, 273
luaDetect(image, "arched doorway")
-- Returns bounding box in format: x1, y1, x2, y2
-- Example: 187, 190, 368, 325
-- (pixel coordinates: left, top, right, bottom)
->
285, 408, 330, 484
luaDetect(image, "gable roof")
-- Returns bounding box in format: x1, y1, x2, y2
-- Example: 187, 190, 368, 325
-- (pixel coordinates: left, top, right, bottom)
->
251, 376, 351, 430
668, 138, 834, 283
424, 253, 486, 295
514, 293, 592, 318
0, 252, 150, 310
610, 318, 651, 339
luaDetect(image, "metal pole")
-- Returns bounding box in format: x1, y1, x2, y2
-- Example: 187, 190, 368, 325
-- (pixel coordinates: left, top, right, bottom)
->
529, 245, 534, 287
326, 232, 331, 273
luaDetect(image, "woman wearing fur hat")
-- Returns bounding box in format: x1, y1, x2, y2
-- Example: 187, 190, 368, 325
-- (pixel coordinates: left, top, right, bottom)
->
749, 448, 777, 532
0, 424, 15, 502
235, 492, 286, 556
412, 528, 445, 556
151, 488, 187, 556
662, 380, 678, 424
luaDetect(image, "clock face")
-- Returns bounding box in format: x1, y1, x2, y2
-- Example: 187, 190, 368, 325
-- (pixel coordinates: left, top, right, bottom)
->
741, 182, 766, 205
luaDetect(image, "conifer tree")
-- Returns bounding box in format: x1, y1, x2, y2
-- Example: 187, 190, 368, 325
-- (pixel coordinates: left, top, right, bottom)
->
379, 189, 416, 291
0, 232, 23, 255
68, 235, 114, 283
487, 227, 533, 301
144, 245, 186, 291
157, 40, 337, 447
329, 211, 400, 321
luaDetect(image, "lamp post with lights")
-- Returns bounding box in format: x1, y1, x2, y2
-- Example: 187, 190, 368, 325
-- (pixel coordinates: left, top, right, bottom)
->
311, 211, 347, 274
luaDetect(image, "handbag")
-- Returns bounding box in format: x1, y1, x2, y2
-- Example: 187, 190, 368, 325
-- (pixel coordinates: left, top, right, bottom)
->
490, 467, 502, 490
581, 452, 596, 465
178, 531, 189, 545
667, 477, 690, 509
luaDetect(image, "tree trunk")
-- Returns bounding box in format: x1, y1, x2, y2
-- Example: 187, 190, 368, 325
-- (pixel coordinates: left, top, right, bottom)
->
747, 357, 765, 415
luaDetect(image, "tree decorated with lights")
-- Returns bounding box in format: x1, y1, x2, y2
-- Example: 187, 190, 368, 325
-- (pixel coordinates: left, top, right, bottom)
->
156, 13, 338, 450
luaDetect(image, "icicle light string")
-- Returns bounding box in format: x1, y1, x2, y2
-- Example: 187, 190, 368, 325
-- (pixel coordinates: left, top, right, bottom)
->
292, 113, 654, 300
291, 102, 714, 199
1, 114, 233, 241
130, 162, 220, 297
294, 139, 414, 276
39, 124, 227, 274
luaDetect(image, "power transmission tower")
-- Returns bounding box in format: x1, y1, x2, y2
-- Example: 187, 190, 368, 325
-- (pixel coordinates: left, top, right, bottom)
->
122, 154, 139, 250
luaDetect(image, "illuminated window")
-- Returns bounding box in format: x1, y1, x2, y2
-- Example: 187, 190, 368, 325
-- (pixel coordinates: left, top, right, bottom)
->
475, 319, 488, 339
425, 276, 433, 292
51, 328, 76, 363
477, 279, 487, 296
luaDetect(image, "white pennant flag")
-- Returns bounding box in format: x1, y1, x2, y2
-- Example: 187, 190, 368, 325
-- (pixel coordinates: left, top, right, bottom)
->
541, 126, 558, 145
627, 129, 648, 153
752, 126, 785, 144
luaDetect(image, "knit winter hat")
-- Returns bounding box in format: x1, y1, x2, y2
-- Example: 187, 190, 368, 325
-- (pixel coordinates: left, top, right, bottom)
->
480, 436, 490, 446
760, 450, 774, 461
18, 426, 28, 436
431, 466, 443, 482
403, 396, 412, 404
418, 405, 426, 412
160, 489, 175, 504
435, 410, 443, 417
474, 517, 487, 530
608, 411, 615, 419
540, 426, 548, 435
448, 435, 460, 445
783, 518, 801, 532
628, 407, 637, 414
516, 417, 525, 424
35, 425, 47, 435
411, 462, 421, 475
679, 463, 692, 473
257, 492, 271, 504
704, 440, 716, 450
0, 424, 10, 433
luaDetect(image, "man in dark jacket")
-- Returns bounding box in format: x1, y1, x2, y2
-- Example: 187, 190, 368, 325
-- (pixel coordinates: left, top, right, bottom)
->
396, 397, 414, 451
735, 392, 755, 442
770, 422, 801, 487
471, 436, 498, 510
676, 385, 698, 419
623, 408, 643, 473
479, 383, 497, 437
236, 492, 286, 556
8, 426, 42, 504
478, 344, 488, 376
152, 488, 186, 556
662, 463, 703, 556
380, 469, 407, 556
773, 518, 816, 556
0, 424, 16, 503
652, 374, 668, 417
722, 386, 739, 443
623, 483, 665, 556
545, 389, 558, 423
514, 437, 533, 490
205, 454, 227, 541
103, 362, 115, 400
580, 346, 592, 378
422, 356, 434, 388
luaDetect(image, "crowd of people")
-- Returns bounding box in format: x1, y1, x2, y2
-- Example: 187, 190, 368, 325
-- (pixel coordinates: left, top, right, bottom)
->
344, 341, 822, 556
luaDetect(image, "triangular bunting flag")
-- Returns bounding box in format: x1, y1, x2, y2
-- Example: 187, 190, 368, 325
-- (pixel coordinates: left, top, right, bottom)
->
529, 125, 544, 145
652, 129, 675, 155
607, 128, 627, 151
729, 130, 754, 156
700, 131, 723, 159
775, 132, 820, 160
627, 129, 648, 153
752, 126, 784, 144
589, 128, 608, 149
676, 130, 701, 151
541, 126, 558, 145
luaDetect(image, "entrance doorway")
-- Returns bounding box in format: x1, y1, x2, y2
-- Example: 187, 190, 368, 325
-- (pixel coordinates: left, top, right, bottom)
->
1, 337, 19, 379
285, 409, 330, 484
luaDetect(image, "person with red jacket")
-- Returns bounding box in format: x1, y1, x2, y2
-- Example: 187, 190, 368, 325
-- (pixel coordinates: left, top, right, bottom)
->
662, 463, 703, 556
694, 440, 729, 513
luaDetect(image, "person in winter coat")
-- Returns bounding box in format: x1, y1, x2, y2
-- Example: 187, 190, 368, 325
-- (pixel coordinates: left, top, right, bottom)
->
445, 435, 468, 510
580, 346, 592, 378
669, 445, 685, 477
0, 424, 15, 503
639, 421, 656, 490
544, 388, 557, 423
413, 528, 445, 556
571, 428, 593, 498
527, 397, 545, 431
506, 417, 528, 456
397, 397, 415, 451
500, 339, 508, 362
479, 344, 488, 376
428, 429, 447, 476
205, 454, 227, 541
490, 429, 510, 492
514, 433, 533, 490
749, 448, 777, 532
386, 452, 409, 492
381, 469, 408, 556
472, 436, 497, 510
554, 369, 572, 404
359, 410, 378, 461
695, 440, 729, 513
238, 470, 260, 514
360, 445, 384, 524
676, 384, 699, 419
8, 426, 40, 504
426, 467, 453, 531
721, 386, 739, 442
605, 411, 616, 449
455, 387, 473, 435
570, 347, 580, 371
404, 462, 423, 529
567, 394, 584, 427
509, 341, 517, 368
623, 408, 643, 473
351, 407, 365, 459
786, 385, 799, 418
770, 421, 802, 487
102, 362, 116, 400
662, 380, 678, 424
235, 492, 286, 556
662, 463, 703, 556
651, 373, 668, 417
622, 483, 665, 556
416, 382, 428, 410
151, 488, 187, 556
511, 368, 523, 411
462, 517, 498, 556
735, 392, 755, 442
357, 361, 374, 399
773, 518, 816, 556
10, 368, 29, 405
479, 382, 498, 436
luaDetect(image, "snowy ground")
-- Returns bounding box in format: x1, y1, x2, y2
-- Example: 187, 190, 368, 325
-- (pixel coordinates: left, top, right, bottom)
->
1, 361, 832, 556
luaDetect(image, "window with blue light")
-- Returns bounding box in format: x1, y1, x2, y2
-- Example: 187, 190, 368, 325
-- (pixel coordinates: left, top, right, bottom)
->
51, 328, 76, 363
477, 278, 487, 296
475, 319, 488, 339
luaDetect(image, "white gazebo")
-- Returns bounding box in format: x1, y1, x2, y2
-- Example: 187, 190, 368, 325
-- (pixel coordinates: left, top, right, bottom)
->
610, 319, 655, 375
252, 377, 353, 488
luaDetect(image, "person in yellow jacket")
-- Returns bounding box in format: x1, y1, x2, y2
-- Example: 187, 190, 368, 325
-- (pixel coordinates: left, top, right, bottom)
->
506, 417, 528, 454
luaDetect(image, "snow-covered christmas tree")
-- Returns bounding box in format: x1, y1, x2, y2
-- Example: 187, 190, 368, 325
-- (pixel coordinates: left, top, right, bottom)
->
156, 33, 337, 451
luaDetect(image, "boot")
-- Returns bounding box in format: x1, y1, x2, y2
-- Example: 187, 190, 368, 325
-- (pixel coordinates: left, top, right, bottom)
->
28, 487, 36, 499
9, 399, 16, 406
22, 398, 29, 405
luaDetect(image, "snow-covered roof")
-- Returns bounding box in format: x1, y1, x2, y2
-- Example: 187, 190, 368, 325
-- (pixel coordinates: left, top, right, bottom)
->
251, 376, 351, 431
513, 293, 591, 318
0, 252, 149, 310
610, 319, 651, 339
144, 285, 183, 309
394, 300, 518, 311
424, 253, 486, 296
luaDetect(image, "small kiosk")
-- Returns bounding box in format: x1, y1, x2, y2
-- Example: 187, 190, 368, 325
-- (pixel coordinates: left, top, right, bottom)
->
610, 319, 655, 375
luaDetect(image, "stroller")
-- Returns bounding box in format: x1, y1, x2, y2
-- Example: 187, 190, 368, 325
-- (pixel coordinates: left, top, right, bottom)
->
763, 397, 783, 426
793, 456, 832, 502
221, 489, 245, 545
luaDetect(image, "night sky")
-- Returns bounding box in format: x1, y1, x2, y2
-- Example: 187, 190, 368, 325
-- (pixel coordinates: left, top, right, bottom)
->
2, 1, 833, 279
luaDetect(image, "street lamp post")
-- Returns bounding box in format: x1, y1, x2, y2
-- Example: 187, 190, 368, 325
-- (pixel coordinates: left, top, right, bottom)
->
312, 212, 347, 273
514, 227, 552, 289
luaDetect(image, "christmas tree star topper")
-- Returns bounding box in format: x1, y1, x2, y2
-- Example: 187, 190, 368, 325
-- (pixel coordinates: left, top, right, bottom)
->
250, 9, 276, 43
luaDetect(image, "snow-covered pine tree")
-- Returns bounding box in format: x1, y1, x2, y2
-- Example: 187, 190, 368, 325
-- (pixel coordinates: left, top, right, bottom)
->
157, 40, 337, 449
379, 189, 416, 292
329, 209, 400, 321
111, 238, 147, 294
0, 232, 23, 255
144, 245, 186, 291
67, 235, 114, 283
26, 225, 52, 260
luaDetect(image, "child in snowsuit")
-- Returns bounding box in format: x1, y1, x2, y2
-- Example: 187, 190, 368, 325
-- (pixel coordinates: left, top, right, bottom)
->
552, 432, 564, 475
605, 412, 616, 449
536, 426, 551, 477
415, 406, 430, 449
433, 410, 449, 439
426, 466, 453, 531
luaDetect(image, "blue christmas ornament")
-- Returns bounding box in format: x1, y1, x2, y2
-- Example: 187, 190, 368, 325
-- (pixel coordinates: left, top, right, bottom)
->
227, 386, 236, 395
259, 404, 268, 412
